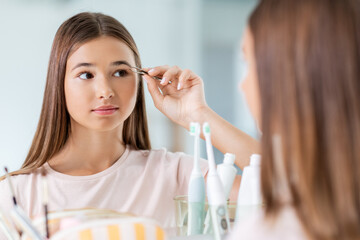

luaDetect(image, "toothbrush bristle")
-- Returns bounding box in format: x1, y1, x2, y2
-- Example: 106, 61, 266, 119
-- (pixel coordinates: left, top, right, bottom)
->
190, 124, 195, 133
190, 122, 201, 135
203, 123, 210, 134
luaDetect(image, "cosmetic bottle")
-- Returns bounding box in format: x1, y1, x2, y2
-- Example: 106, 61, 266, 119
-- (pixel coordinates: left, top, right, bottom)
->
217, 153, 237, 200
235, 154, 262, 222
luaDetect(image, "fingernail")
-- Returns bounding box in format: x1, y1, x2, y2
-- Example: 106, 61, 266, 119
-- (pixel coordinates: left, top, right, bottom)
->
148, 69, 155, 74
160, 77, 166, 85
177, 82, 181, 90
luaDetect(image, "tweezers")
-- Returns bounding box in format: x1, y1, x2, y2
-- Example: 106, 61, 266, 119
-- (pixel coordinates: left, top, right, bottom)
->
130, 66, 172, 84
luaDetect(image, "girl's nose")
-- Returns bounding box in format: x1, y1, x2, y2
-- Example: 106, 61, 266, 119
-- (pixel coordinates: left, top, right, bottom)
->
99, 91, 114, 100
96, 78, 114, 100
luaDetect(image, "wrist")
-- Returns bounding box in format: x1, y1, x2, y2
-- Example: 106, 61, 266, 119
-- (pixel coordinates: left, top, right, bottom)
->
181, 105, 214, 130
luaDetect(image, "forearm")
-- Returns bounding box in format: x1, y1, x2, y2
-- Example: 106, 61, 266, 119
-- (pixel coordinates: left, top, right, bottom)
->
144, 65, 260, 168
183, 106, 260, 169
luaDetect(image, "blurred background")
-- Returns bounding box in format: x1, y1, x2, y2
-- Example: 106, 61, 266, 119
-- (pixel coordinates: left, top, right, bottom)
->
0, 0, 259, 172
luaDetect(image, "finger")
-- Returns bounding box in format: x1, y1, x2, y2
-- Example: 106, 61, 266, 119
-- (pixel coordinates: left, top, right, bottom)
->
143, 66, 170, 86
161, 65, 182, 86
146, 65, 171, 79
143, 75, 164, 110
177, 69, 194, 90
178, 69, 203, 90
146, 65, 181, 86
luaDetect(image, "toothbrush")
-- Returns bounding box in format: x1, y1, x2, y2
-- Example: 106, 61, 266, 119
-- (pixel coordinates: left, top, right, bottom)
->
4, 167, 17, 206
0, 206, 19, 240
10, 206, 43, 240
0, 219, 17, 240
187, 122, 206, 235
4, 167, 43, 239
202, 123, 230, 240
3, 167, 21, 239
41, 169, 50, 239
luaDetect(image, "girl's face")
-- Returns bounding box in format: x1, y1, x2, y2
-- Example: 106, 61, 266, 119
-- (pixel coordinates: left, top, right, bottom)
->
241, 27, 261, 126
64, 36, 138, 132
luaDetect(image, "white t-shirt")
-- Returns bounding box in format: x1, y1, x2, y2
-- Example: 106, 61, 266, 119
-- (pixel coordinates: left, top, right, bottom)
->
0, 146, 208, 239
226, 206, 307, 240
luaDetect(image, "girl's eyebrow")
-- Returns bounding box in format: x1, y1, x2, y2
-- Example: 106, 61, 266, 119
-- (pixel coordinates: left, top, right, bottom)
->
71, 60, 132, 72
71, 62, 94, 71
111, 60, 132, 68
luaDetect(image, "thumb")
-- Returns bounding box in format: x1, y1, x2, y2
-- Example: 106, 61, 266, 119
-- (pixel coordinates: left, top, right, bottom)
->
143, 75, 164, 110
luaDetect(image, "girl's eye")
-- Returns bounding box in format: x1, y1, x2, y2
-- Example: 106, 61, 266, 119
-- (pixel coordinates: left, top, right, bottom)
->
79, 72, 94, 80
114, 69, 129, 77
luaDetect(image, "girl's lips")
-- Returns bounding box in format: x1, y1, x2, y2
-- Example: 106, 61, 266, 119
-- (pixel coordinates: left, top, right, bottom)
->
92, 107, 119, 115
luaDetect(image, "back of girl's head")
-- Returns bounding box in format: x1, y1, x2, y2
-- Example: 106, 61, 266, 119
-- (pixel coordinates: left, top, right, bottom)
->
249, 0, 360, 239
20, 12, 150, 172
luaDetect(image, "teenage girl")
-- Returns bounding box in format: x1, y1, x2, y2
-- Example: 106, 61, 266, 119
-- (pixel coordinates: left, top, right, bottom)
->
0, 12, 258, 238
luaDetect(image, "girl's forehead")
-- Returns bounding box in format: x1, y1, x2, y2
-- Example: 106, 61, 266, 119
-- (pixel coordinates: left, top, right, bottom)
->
67, 36, 135, 67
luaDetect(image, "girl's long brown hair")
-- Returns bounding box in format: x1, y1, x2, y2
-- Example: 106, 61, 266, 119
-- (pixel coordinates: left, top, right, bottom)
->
8, 12, 151, 176
250, 0, 360, 239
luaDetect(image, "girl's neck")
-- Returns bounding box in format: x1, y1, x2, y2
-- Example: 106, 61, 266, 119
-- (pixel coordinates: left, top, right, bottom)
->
48, 124, 126, 176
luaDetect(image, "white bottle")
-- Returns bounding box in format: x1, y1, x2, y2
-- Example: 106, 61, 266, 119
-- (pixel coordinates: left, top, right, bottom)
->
217, 153, 237, 200
235, 154, 262, 222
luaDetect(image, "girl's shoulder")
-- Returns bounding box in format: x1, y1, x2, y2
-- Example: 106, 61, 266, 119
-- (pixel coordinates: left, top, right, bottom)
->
128, 147, 194, 164
0, 170, 39, 187
0, 170, 41, 201
0, 171, 39, 212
